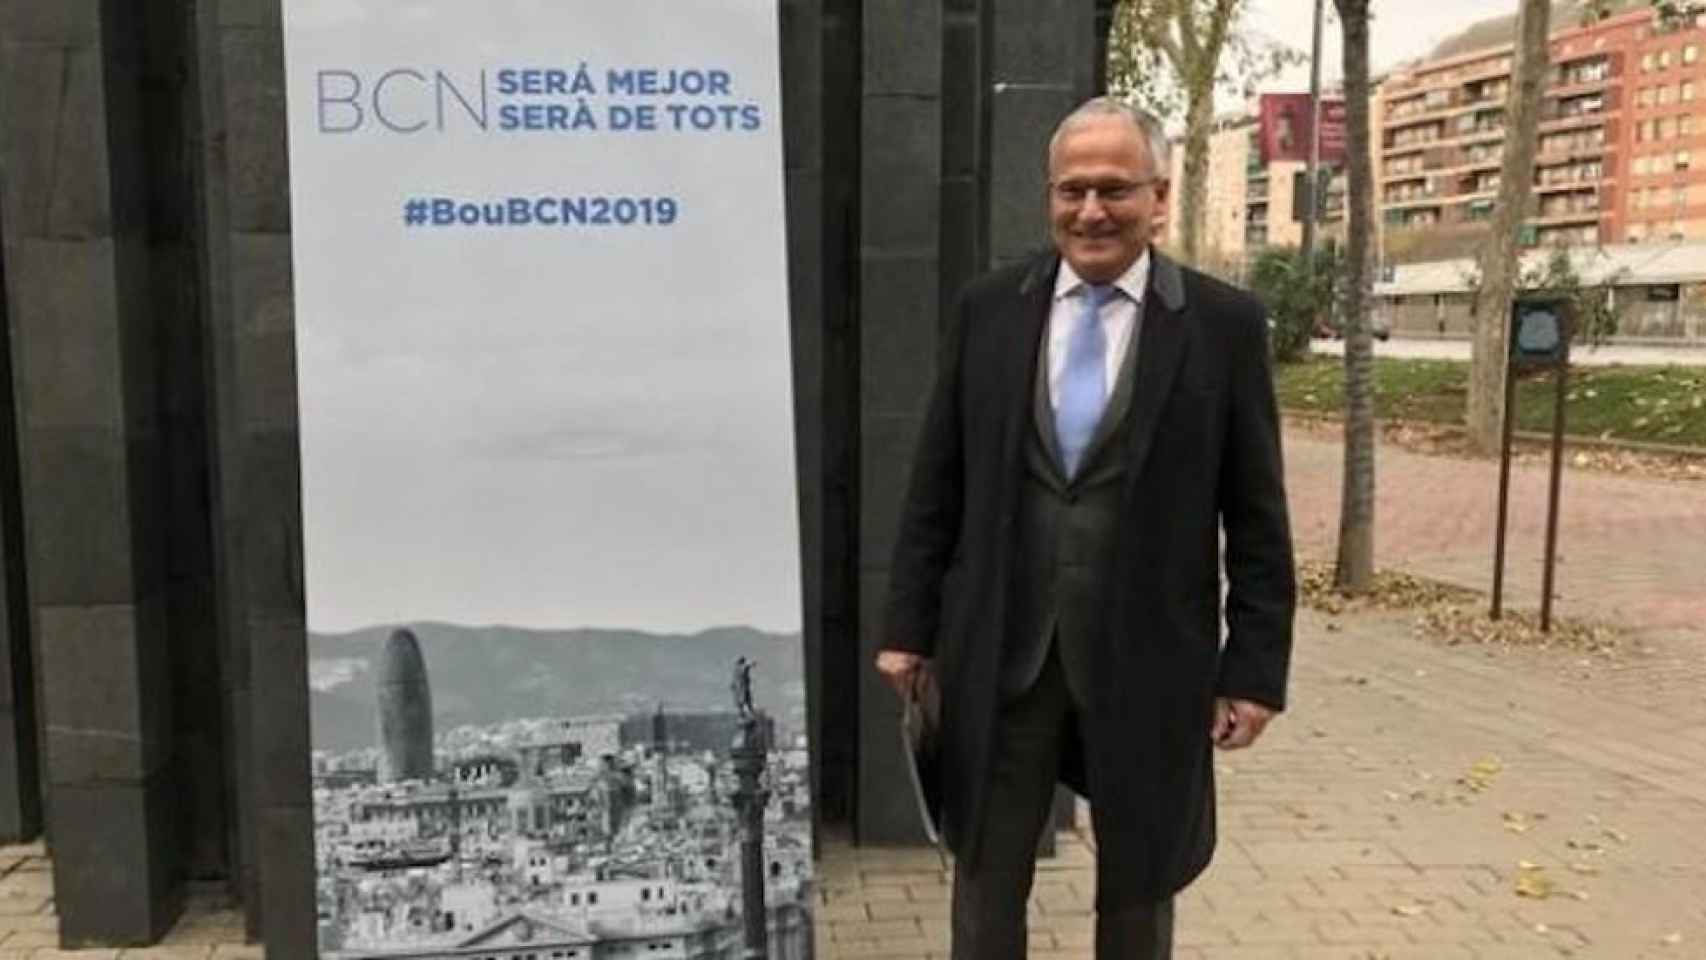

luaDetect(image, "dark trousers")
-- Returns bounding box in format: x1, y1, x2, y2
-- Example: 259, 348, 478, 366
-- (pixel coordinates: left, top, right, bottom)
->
951, 650, 1174, 960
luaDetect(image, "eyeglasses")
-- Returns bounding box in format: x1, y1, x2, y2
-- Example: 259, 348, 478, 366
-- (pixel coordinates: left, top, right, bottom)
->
1049, 177, 1160, 206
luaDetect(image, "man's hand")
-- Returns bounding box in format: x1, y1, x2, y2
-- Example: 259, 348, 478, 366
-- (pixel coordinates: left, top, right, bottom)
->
875, 650, 927, 700
1211, 697, 1276, 749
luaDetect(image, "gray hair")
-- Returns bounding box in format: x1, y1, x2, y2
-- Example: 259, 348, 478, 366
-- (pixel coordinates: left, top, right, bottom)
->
1048, 97, 1171, 178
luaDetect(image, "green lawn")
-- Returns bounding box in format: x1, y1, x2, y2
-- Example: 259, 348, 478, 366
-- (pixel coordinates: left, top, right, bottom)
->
1275, 355, 1706, 448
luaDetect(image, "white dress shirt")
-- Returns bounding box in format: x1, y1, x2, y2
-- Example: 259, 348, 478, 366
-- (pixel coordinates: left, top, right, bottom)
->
1047, 252, 1149, 410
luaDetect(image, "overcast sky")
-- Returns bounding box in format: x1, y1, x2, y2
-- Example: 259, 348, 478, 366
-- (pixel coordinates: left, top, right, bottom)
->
285, 0, 802, 637
1230, 0, 1515, 109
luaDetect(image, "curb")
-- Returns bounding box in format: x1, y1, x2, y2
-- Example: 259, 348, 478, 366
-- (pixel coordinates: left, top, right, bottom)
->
1282, 409, 1706, 461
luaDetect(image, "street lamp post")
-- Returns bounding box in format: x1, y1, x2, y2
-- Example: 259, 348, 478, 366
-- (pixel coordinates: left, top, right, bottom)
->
1302, 0, 1326, 258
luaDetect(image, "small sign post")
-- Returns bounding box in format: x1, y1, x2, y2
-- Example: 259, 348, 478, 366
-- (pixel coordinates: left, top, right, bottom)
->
1491, 298, 1572, 631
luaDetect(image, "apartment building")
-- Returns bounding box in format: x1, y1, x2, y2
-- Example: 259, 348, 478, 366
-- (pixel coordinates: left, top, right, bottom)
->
1378, 5, 1706, 261
1163, 92, 1375, 275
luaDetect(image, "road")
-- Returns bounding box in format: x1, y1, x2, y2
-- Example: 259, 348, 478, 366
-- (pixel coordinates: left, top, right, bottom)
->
1312, 336, 1706, 367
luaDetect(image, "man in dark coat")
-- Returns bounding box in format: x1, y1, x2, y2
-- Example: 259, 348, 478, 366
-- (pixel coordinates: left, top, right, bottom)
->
876, 97, 1296, 958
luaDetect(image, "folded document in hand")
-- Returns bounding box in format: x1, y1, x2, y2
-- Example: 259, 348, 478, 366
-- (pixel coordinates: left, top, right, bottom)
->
899, 668, 948, 867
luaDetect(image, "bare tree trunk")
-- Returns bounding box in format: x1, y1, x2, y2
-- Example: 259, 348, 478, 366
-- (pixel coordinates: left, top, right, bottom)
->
1179, 86, 1213, 265
1333, 0, 1375, 594
1467, 0, 1550, 454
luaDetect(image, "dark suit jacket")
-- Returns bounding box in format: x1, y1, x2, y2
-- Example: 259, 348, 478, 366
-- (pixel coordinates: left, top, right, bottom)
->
882, 248, 1296, 908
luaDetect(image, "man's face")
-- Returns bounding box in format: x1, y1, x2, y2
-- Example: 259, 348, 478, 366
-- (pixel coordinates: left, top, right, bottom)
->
1048, 117, 1168, 284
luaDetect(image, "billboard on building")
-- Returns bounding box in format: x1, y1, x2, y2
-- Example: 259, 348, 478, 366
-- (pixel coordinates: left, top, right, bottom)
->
282, 3, 812, 957
1257, 93, 1346, 167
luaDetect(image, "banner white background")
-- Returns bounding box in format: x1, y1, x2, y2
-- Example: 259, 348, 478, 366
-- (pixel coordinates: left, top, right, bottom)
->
283, 4, 810, 956
284, 0, 800, 637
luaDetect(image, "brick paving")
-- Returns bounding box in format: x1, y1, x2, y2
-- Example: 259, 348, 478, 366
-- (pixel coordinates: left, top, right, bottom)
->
1283, 423, 1706, 634
815, 605, 1706, 959
814, 428, 1706, 959
3, 427, 1704, 958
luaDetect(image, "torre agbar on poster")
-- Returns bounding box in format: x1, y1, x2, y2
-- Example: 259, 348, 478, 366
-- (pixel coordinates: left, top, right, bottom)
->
281, 3, 812, 957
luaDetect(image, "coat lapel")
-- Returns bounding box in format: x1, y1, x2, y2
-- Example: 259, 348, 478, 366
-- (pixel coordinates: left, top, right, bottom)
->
1031, 336, 1067, 485
999, 254, 1059, 485
1120, 250, 1190, 481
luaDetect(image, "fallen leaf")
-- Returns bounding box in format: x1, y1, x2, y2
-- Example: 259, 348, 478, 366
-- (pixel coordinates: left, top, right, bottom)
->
1391, 904, 1426, 917
1515, 868, 1556, 900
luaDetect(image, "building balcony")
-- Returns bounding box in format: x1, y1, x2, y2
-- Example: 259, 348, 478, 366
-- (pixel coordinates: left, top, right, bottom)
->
1381, 168, 1430, 184
1537, 110, 1607, 132
1445, 186, 1502, 204
1383, 93, 1506, 129
1535, 142, 1611, 163
1390, 59, 1515, 99
1534, 179, 1601, 194
1546, 71, 1616, 100
1383, 139, 1435, 157
1381, 194, 1446, 211
1529, 208, 1602, 226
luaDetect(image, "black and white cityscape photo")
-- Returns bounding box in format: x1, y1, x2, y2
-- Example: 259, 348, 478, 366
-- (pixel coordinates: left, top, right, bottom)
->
309, 625, 813, 959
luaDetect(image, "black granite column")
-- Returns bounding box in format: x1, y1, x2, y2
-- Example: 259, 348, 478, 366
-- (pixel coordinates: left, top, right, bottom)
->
987, 0, 1097, 268
208, 0, 317, 951
141, 0, 234, 886
0, 188, 41, 846
857, 0, 944, 845
817, 0, 866, 829
0, 1, 185, 943
941, 0, 987, 311
781, 0, 827, 843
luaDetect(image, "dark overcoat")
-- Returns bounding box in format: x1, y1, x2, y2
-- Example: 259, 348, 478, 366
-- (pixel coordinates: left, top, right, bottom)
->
882, 248, 1296, 908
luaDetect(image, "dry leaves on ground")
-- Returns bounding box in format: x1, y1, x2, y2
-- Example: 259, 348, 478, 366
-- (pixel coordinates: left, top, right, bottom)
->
1414, 603, 1624, 656
1298, 560, 1479, 615
1301, 559, 1630, 658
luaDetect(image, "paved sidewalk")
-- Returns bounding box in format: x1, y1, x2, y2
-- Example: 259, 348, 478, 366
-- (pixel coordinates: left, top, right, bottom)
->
816, 429, 1706, 959
5, 429, 1703, 958
1283, 425, 1706, 635
815, 607, 1706, 960
0, 845, 257, 959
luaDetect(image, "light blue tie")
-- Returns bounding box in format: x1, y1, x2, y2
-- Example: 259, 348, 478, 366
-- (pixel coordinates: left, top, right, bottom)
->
1055, 283, 1114, 477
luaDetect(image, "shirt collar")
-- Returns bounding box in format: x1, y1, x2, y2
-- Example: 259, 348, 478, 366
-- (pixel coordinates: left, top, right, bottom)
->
1053, 249, 1151, 305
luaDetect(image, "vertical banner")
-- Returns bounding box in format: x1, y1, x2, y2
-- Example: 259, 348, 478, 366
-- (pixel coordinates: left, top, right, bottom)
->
282, 3, 811, 957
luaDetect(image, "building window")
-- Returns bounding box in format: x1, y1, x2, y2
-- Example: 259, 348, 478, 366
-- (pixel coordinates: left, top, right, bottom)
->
1679, 150, 1693, 171
1658, 117, 1676, 139
1659, 49, 1673, 69
1638, 119, 1653, 141
1659, 85, 1674, 104
1685, 80, 1697, 102
1683, 115, 1696, 136
1642, 51, 1656, 71
1686, 44, 1700, 64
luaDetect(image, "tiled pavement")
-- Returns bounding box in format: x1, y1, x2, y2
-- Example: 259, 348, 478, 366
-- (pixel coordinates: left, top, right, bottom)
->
0, 847, 257, 959
818, 606, 1706, 959
1283, 423, 1706, 635
3, 427, 1703, 958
